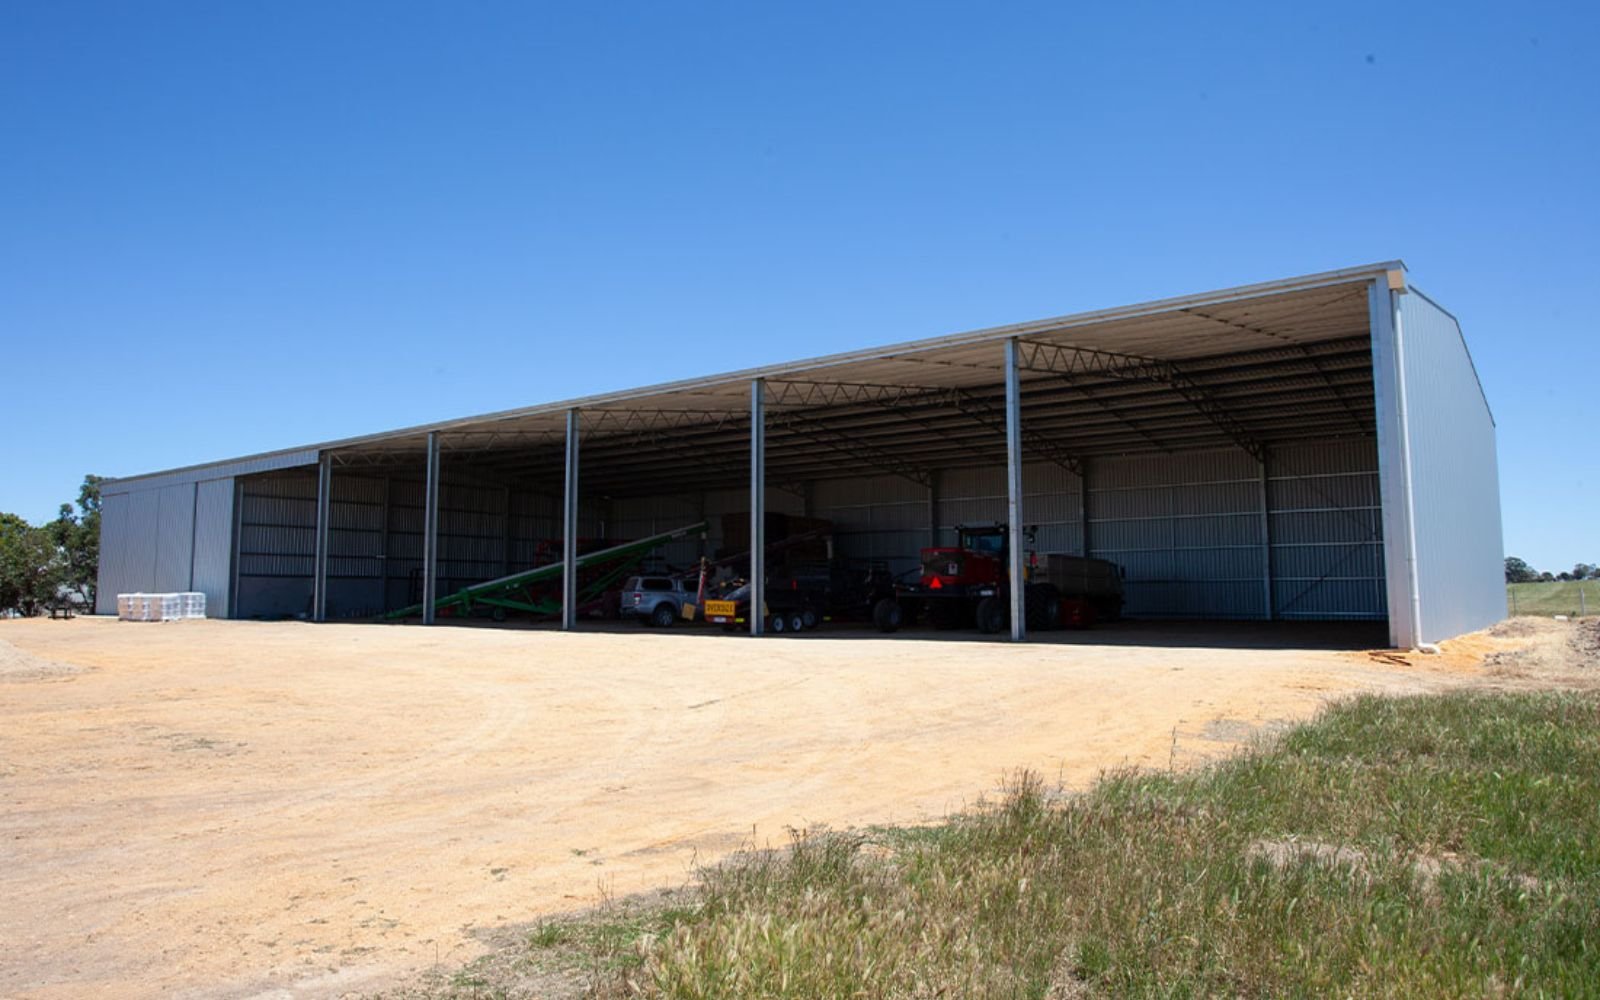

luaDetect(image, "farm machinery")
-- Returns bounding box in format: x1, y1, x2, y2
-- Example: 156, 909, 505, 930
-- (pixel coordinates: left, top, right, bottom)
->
382, 521, 707, 623
873, 523, 1124, 634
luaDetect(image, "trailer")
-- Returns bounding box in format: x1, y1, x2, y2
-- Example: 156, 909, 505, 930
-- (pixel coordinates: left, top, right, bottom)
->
383, 521, 708, 622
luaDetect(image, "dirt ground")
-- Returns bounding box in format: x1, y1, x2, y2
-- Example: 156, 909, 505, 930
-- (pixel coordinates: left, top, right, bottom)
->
0, 616, 1582, 999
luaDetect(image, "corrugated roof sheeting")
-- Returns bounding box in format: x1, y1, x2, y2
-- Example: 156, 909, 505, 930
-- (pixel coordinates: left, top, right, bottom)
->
1395, 291, 1505, 641
313, 268, 1383, 496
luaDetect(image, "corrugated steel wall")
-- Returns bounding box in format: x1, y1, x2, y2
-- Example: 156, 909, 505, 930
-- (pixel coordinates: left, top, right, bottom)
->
609, 493, 705, 572
94, 491, 135, 613
792, 446, 1385, 620
236, 468, 318, 617
191, 479, 236, 615
1396, 291, 1505, 642
1269, 440, 1387, 619
810, 474, 930, 578
1087, 449, 1265, 617
230, 466, 619, 618
95, 477, 237, 615
103, 435, 1394, 625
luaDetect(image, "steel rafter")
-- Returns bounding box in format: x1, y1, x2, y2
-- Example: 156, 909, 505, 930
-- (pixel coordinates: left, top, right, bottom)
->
768, 409, 932, 487
1014, 339, 1265, 461
766, 379, 1085, 475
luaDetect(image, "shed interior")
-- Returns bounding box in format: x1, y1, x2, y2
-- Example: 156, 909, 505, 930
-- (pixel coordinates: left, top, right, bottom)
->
231, 277, 1389, 629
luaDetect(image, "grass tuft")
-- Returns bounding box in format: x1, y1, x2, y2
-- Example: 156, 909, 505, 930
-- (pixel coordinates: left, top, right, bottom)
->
517, 690, 1600, 998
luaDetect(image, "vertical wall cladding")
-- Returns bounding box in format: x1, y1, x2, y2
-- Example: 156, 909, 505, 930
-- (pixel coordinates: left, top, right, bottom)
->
235, 468, 318, 618
811, 474, 932, 578
936, 464, 1083, 554
702, 486, 805, 556
1088, 448, 1266, 617
1268, 439, 1387, 619
191, 478, 236, 616
1397, 291, 1505, 642
94, 491, 136, 613
153, 483, 197, 592
805, 463, 1081, 580
362, 475, 607, 614
323, 473, 387, 617
608, 493, 705, 572
95, 479, 236, 616
438, 481, 509, 598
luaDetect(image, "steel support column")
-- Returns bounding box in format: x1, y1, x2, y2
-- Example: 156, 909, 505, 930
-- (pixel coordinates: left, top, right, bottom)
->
422, 432, 441, 626
1079, 462, 1091, 557
378, 475, 391, 613
1368, 274, 1417, 648
312, 452, 332, 622
1004, 339, 1026, 642
750, 379, 766, 636
562, 409, 580, 631
1259, 452, 1274, 621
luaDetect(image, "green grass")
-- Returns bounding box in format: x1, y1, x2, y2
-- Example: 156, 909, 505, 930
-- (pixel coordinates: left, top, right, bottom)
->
512, 691, 1600, 998
1509, 579, 1599, 617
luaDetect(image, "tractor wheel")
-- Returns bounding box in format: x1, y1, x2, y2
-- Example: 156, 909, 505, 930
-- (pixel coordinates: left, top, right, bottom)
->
975, 596, 1006, 634
872, 598, 903, 633
1026, 584, 1061, 631
651, 604, 677, 628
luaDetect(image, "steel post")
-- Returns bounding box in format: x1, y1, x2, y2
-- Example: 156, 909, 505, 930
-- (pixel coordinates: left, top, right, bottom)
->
313, 452, 332, 622
562, 409, 580, 631
750, 379, 766, 636
1259, 452, 1274, 620
1004, 338, 1026, 642
422, 431, 441, 625
1368, 277, 1417, 649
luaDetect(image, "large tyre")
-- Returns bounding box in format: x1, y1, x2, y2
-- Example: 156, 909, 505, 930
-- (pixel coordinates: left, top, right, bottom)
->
650, 603, 677, 628
801, 608, 819, 630
769, 613, 787, 634
872, 598, 903, 633
1026, 584, 1060, 631
788, 612, 806, 633
975, 596, 1006, 634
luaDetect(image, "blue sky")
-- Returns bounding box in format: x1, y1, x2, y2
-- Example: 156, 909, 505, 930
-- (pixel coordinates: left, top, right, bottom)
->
2, 2, 1594, 572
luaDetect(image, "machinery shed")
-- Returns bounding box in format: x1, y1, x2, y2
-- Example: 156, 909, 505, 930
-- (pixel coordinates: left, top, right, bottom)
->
95, 262, 1505, 648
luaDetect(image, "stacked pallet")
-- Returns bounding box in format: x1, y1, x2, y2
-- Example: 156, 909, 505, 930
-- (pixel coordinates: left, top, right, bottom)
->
117, 592, 207, 621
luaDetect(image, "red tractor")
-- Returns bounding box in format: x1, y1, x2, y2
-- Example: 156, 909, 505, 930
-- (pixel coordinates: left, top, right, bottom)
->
873, 523, 1062, 634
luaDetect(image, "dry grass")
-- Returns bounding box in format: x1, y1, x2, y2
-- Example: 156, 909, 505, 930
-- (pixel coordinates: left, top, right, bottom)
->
411, 689, 1600, 999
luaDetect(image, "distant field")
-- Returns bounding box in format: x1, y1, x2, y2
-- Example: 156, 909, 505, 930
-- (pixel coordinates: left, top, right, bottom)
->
1509, 579, 1598, 617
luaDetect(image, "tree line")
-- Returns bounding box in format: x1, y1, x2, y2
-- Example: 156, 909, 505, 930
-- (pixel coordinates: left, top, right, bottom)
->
0, 475, 102, 617
1506, 556, 1599, 584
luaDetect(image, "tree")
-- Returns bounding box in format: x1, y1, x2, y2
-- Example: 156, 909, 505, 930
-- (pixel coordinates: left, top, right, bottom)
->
0, 513, 60, 617
1575, 562, 1597, 581
48, 475, 102, 610
1558, 572, 1574, 581
1540, 572, 1556, 582
1504, 556, 1538, 584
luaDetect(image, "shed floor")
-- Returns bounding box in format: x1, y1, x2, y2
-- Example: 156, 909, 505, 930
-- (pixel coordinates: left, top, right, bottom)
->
0, 616, 1501, 999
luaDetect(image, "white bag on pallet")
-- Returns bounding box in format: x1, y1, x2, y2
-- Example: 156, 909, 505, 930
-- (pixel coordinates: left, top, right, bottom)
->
117, 592, 207, 621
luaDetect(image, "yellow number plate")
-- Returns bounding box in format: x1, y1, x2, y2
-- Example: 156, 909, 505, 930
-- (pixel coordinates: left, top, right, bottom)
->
705, 600, 737, 617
